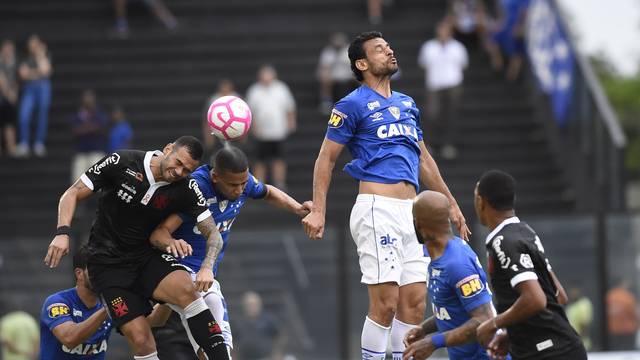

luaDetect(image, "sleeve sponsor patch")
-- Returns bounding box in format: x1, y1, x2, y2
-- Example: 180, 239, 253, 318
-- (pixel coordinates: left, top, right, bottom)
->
328, 109, 346, 128
520, 254, 534, 269
456, 274, 484, 298
47, 303, 70, 318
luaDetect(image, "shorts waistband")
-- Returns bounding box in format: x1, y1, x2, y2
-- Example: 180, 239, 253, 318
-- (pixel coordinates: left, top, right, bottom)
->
355, 194, 414, 205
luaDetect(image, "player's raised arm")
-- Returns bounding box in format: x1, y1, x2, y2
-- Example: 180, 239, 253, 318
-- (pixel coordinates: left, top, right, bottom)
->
44, 179, 93, 268
302, 137, 344, 240
417, 140, 470, 240
150, 214, 193, 259
263, 184, 311, 217
194, 216, 224, 291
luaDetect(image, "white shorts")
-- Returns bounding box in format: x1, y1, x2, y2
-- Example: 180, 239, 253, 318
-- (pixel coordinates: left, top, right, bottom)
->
350, 194, 430, 286
168, 273, 233, 355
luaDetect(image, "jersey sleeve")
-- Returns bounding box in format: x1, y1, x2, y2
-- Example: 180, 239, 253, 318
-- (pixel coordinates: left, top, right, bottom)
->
182, 179, 213, 223
246, 173, 267, 199
491, 236, 539, 288
80, 152, 123, 191
325, 98, 358, 145
449, 257, 493, 313
41, 294, 73, 332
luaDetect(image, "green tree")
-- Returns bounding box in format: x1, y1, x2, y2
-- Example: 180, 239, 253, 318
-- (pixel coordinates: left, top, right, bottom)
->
591, 56, 640, 179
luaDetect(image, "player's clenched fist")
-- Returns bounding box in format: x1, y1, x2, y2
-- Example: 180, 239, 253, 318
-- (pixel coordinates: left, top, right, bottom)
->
44, 235, 70, 268
403, 326, 426, 347
302, 211, 324, 240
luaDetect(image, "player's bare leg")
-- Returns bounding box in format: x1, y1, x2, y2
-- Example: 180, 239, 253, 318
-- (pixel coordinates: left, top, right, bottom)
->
392, 282, 427, 359
362, 283, 398, 359
120, 316, 158, 357
153, 270, 229, 360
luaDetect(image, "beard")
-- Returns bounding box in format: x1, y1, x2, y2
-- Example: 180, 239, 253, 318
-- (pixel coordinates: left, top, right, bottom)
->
371, 62, 399, 78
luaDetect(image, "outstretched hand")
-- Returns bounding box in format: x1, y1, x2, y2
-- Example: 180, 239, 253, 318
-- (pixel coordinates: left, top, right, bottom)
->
44, 235, 70, 268
165, 239, 193, 258
449, 204, 471, 241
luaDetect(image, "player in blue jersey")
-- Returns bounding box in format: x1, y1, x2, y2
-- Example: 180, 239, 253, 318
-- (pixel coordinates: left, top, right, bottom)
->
302, 31, 470, 360
40, 245, 171, 359
402, 191, 495, 360
150, 146, 311, 357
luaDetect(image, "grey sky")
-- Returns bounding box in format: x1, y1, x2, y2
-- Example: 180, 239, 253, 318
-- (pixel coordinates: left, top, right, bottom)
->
557, 0, 640, 76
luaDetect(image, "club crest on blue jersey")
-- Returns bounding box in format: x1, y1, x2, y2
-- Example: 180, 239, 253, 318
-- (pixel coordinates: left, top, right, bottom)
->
388, 106, 400, 120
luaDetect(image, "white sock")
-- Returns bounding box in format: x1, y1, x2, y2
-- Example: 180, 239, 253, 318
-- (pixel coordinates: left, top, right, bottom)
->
134, 352, 159, 360
362, 316, 390, 360
183, 297, 208, 319
391, 318, 416, 360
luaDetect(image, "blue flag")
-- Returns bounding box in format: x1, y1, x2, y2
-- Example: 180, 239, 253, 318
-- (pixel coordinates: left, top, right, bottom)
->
527, 0, 575, 125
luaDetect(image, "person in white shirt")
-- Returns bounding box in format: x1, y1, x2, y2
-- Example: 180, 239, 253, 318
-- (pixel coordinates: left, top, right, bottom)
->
246, 65, 296, 189
316, 32, 356, 114
418, 22, 468, 160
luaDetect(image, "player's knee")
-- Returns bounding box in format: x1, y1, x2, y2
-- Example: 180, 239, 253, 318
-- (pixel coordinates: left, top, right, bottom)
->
370, 297, 398, 323
124, 326, 156, 354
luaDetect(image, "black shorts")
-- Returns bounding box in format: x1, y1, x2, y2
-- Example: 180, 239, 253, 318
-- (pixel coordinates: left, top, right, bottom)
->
87, 250, 189, 329
256, 140, 284, 161
0, 101, 16, 127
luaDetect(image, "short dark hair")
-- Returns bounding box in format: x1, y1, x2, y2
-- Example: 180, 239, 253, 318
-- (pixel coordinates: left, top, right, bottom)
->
212, 145, 248, 174
348, 31, 383, 82
477, 170, 516, 211
174, 136, 203, 161
73, 244, 90, 270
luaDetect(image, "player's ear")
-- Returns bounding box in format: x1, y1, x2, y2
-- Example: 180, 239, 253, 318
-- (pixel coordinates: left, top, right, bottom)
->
355, 58, 368, 72
73, 267, 83, 283
163, 142, 174, 155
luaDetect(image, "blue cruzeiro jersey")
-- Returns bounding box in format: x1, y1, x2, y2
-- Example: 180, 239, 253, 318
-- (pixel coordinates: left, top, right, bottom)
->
428, 237, 492, 360
40, 288, 112, 359
326, 85, 424, 190
173, 165, 267, 275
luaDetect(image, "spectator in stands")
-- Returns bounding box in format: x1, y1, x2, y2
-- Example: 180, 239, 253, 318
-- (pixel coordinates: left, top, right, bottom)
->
71, 89, 108, 184
112, 0, 179, 38
445, 0, 489, 51
607, 278, 639, 350
566, 287, 593, 350
202, 79, 239, 154
233, 291, 284, 360
367, 0, 394, 24
486, 0, 529, 82
246, 65, 296, 189
0, 309, 39, 360
0, 39, 18, 157
418, 21, 468, 160
108, 105, 133, 152
16, 35, 52, 158
316, 32, 356, 114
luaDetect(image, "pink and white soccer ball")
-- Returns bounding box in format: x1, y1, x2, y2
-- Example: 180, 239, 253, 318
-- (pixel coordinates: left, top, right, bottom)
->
207, 96, 252, 141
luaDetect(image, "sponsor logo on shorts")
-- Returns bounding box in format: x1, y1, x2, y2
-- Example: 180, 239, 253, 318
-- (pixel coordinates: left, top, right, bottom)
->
89, 153, 120, 175
456, 274, 484, 298
379, 234, 397, 247
110, 297, 129, 318
48, 303, 70, 318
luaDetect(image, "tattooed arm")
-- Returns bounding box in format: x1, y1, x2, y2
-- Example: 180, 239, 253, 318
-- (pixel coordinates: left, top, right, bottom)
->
403, 302, 494, 360
44, 179, 94, 268
194, 216, 224, 292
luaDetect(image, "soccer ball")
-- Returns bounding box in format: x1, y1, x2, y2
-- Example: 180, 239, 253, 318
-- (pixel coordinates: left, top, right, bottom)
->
207, 95, 252, 141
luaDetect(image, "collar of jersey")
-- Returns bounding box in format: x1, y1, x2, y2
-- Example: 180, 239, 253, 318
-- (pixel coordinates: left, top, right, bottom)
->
485, 216, 520, 245
362, 84, 395, 100
144, 150, 169, 186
